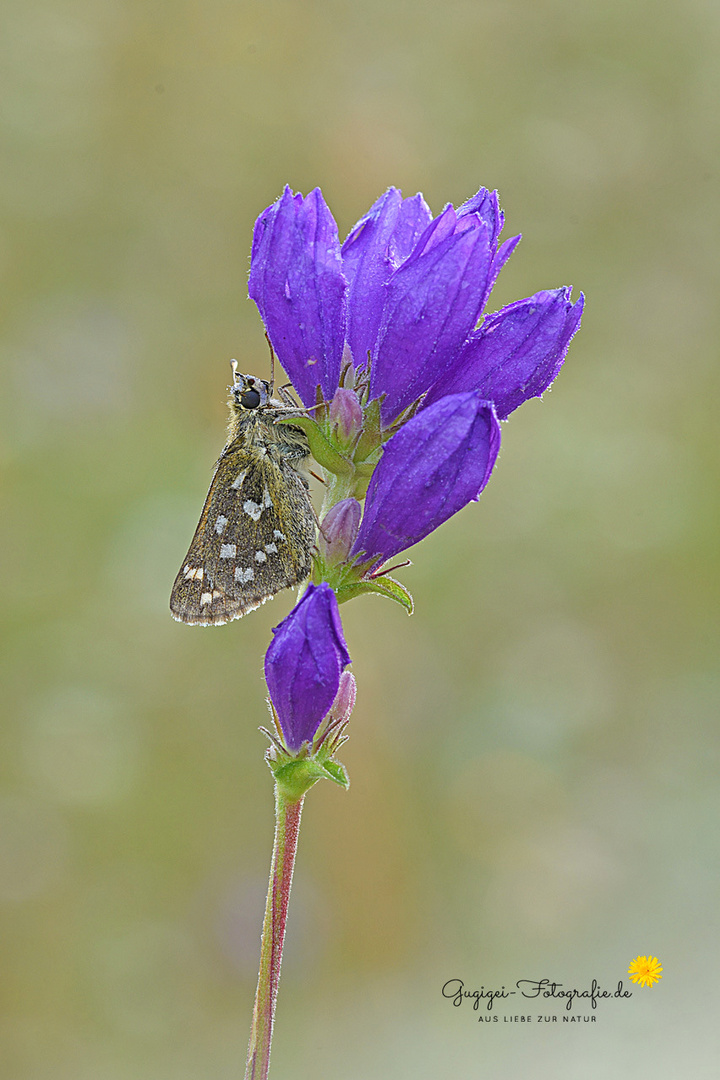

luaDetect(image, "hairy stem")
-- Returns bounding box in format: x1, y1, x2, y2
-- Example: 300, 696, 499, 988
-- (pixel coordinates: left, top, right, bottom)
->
320, 470, 357, 520
245, 788, 305, 1080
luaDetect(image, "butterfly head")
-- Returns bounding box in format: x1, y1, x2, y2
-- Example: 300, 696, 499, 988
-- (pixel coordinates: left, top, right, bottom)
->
230, 361, 272, 411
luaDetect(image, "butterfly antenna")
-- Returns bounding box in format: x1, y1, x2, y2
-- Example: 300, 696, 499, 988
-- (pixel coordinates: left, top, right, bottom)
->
265, 332, 276, 391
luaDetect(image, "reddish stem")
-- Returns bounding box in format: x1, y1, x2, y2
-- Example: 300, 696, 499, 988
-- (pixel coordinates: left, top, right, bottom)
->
245, 789, 305, 1080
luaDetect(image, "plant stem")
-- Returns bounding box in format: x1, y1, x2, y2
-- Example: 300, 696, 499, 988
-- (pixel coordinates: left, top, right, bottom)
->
320, 470, 356, 520
245, 787, 305, 1080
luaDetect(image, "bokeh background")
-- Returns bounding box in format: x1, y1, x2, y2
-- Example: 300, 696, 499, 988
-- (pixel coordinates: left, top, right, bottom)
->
1, 0, 718, 1076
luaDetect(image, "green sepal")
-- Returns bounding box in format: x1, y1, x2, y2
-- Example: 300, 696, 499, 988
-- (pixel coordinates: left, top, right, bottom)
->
275, 414, 353, 476
316, 758, 350, 789
335, 574, 414, 614
314, 383, 327, 416
354, 449, 382, 476
312, 551, 414, 615
353, 397, 383, 463
311, 551, 363, 591
380, 393, 426, 440
269, 753, 349, 801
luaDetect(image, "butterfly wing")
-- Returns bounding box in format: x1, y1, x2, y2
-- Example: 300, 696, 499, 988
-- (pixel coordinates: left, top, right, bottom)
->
170, 443, 315, 625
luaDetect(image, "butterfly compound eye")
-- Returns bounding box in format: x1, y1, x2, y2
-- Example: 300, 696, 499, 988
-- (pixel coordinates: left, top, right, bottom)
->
239, 388, 262, 409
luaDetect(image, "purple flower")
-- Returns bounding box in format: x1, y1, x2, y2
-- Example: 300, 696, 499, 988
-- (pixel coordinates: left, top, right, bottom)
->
341, 188, 430, 370
248, 184, 583, 572
351, 392, 501, 565
247, 185, 551, 422
248, 187, 346, 407
422, 288, 584, 418
354, 198, 518, 423
265, 583, 351, 752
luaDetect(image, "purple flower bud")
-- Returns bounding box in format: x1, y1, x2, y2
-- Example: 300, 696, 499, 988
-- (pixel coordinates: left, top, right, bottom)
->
318, 498, 362, 565
327, 670, 356, 727
248, 187, 347, 407
423, 288, 584, 417
329, 387, 363, 448
351, 391, 501, 565
265, 584, 351, 753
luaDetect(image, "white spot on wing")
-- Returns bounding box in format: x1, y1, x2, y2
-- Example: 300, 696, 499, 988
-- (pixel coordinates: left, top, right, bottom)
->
255, 550, 267, 563
243, 499, 263, 521
220, 544, 236, 559
200, 592, 213, 606
214, 515, 228, 535
264, 542, 278, 554
234, 567, 255, 583
273, 530, 286, 542
231, 470, 247, 490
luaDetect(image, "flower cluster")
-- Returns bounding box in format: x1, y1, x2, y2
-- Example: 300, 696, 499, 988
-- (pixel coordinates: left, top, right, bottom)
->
250, 185, 583, 759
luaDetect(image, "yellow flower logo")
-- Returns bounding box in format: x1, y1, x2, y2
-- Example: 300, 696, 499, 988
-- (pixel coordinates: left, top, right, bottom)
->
628, 956, 663, 987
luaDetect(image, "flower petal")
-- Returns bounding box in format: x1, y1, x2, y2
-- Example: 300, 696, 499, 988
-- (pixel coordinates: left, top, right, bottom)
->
248, 187, 347, 406
351, 391, 501, 564
457, 187, 504, 245
388, 193, 433, 264
342, 188, 403, 368
424, 288, 584, 417
265, 583, 351, 752
341, 190, 435, 369
406, 204, 461, 260
371, 220, 496, 423
457, 188, 520, 300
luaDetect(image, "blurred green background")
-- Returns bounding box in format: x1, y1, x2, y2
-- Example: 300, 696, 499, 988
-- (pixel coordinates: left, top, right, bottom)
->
1, 0, 718, 1076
